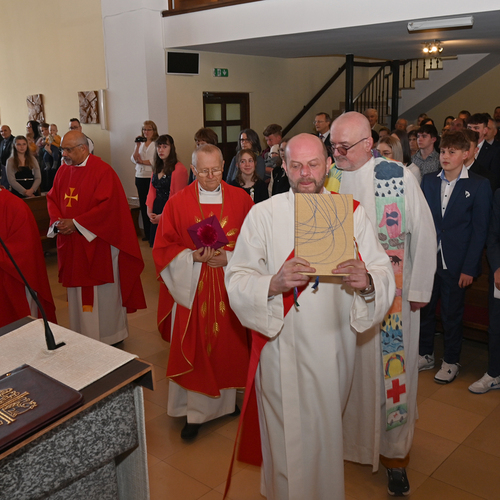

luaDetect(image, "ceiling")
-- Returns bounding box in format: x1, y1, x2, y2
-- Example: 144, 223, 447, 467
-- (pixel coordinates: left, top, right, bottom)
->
176, 11, 500, 60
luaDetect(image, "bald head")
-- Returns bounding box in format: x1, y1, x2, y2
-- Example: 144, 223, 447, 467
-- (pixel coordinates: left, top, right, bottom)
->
0, 125, 11, 139
61, 130, 89, 165
283, 133, 331, 194
330, 112, 373, 172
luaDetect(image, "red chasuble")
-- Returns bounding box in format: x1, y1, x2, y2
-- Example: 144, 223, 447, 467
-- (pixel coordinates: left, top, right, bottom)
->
46, 155, 146, 312
0, 189, 57, 328
153, 181, 254, 397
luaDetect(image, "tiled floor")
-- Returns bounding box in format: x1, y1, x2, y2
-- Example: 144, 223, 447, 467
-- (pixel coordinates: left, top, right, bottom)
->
45, 239, 500, 499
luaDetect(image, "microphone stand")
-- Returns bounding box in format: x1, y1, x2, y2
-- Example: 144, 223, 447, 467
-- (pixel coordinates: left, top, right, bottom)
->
0, 235, 64, 350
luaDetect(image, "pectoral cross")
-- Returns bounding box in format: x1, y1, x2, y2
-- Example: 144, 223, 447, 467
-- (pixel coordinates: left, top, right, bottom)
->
64, 188, 78, 207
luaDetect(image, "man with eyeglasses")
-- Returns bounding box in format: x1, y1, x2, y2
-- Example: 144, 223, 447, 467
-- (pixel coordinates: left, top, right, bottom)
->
47, 130, 146, 345
326, 111, 436, 496
152, 144, 254, 440
225, 133, 395, 499
68, 118, 94, 154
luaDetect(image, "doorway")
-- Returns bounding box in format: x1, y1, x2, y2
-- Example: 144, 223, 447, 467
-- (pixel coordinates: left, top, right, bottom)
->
202, 92, 250, 169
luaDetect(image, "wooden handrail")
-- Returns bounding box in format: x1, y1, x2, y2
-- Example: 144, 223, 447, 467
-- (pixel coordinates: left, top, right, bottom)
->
163, 0, 262, 17
282, 64, 346, 137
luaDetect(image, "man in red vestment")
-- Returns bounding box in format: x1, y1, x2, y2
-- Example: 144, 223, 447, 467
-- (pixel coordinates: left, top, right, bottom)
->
46, 131, 146, 344
153, 144, 253, 439
0, 188, 56, 328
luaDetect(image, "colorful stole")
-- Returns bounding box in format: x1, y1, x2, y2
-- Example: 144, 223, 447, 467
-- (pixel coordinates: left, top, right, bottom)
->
373, 160, 408, 430
326, 160, 408, 430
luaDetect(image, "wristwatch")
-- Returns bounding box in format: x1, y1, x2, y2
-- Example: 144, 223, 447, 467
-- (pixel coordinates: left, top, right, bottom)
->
359, 273, 374, 295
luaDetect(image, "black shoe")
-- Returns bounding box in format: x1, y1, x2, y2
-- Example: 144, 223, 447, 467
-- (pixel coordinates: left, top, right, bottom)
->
229, 405, 240, 417
181, 422, 201, 440
387, 467, 410, 496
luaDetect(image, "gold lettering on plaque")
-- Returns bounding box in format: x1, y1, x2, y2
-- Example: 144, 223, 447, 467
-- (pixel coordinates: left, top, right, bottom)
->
0, 388, 37, 425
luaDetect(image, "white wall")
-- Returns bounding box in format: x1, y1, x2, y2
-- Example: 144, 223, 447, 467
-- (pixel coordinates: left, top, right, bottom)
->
101, 0, 168, 197
166, 51, 373, 167
162, 0, 500, 48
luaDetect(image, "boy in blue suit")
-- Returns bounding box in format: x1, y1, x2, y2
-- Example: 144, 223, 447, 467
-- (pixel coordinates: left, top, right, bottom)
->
419, 130, 492, 383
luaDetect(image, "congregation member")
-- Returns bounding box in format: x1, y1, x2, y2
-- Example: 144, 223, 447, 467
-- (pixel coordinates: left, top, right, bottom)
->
313, 112, 332, 152
47, 130, 146, 345
467, 113, 500, 188
395, 118, 408, 132
486, 116, 498, 145
131, 120, 158, 242
419, 131, 492, 384
326, 111, 436, 496
364, 108, 383, 133
6, 135, 41, 198
230, 148, 268, 203
69, 118, 94, 153
268, 138, 290, 196
226, 133, 395, 500
146, 134, 188, 246
152, 144, 254, 440
411, 124, 440, 176
261, 123, 282, 162
0, 187, 56, 328
0, 125, 15, 188
225, 129, 265, 183
450, 117, 465, 131
189, 127, 219, 184
463, 128, 494, 191
469, 188, 500, 393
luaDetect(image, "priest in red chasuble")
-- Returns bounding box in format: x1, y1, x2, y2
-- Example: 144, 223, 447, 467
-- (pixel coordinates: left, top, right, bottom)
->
46, 131, 146, 345
0, 187, 56, 328
153, 144, 253, 439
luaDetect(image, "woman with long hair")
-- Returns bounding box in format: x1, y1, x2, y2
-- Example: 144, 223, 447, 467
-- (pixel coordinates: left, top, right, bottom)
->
6, 135, 41, 198
131, 120, 159, 242
230, 148, 268, 203
378, 135, 421, 183
146, 134, 188, 246
225, 128, 266, 183
26, 120, 41, 157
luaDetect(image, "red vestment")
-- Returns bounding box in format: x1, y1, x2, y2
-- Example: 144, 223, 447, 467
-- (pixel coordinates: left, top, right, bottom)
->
46, 155, 146, 312
153, 181, 253, 397
0, 189, 56, 328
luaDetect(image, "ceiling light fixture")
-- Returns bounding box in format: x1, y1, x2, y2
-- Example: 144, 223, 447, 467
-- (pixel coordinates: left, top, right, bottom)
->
422, 40, 443, 54
408, 15, 474, 32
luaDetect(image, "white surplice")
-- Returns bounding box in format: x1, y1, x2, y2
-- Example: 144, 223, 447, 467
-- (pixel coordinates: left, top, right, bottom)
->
338, 157, 436, 468
225, 189, 395, 500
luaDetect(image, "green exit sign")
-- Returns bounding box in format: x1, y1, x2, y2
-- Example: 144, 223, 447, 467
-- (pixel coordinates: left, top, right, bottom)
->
213, 68, 229, 77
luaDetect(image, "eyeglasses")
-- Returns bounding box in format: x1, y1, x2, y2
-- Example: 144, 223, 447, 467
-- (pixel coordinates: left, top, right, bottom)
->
61, 144, 85, 153
240, 138, 251, 143
195, 168, 223, 177
313, 120, 326, 125
330, 137, 369, 156
142, 128, 153, 132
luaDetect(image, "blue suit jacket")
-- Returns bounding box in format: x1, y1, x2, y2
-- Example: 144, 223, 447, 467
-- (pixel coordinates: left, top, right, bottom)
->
421, 170, 492, 278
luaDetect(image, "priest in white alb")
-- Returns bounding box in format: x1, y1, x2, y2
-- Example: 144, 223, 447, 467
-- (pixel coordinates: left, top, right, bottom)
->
225, 134, 395, 500
325, 112, 436, 496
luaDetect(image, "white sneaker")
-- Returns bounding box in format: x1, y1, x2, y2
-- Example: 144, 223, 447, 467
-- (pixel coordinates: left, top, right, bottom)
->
418, 353, 435, 371
468, 373, 500, 394
434, 361, 459, 384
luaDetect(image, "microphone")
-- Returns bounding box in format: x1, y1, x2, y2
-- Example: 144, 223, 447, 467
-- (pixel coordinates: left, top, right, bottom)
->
0, 235, 64, 350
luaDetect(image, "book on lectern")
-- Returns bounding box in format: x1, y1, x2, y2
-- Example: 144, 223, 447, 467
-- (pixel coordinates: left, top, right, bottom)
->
0, 364, 83, 453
